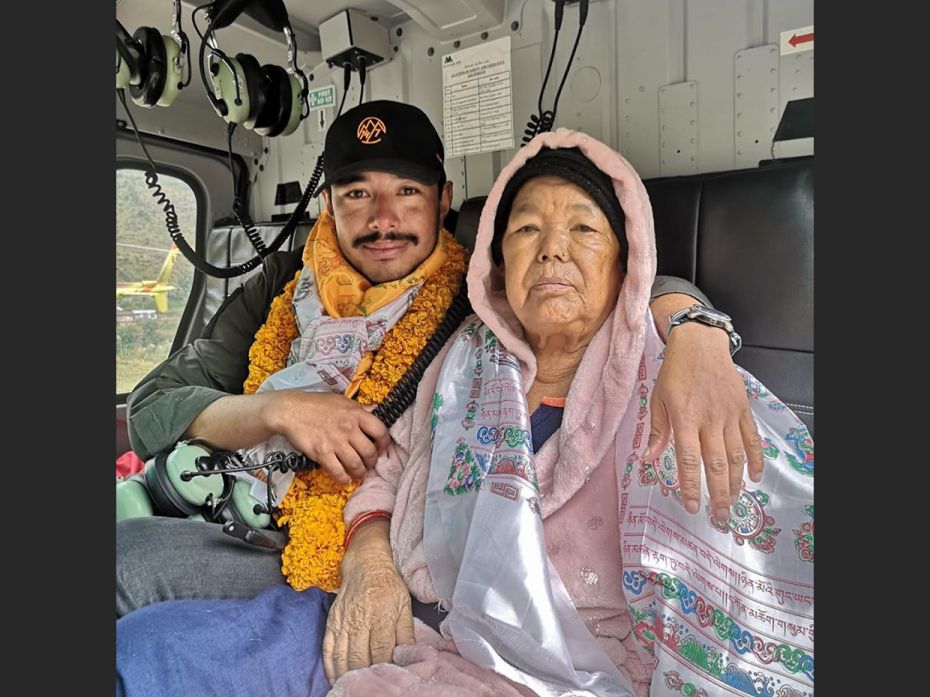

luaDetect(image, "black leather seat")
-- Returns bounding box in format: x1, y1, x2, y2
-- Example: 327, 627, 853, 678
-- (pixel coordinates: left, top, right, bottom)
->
452, 158, 814, 434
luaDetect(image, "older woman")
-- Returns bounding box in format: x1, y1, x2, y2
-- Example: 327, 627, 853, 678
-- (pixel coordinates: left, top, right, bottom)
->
324, 130, 813, 697
116, 131, 813, 697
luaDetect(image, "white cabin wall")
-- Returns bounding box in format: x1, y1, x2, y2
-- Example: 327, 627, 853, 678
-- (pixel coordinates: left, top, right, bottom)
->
259, 0, 813, 220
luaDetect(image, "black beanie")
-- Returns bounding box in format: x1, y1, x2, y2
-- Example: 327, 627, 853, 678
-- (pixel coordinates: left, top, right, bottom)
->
492, 147, 627, 269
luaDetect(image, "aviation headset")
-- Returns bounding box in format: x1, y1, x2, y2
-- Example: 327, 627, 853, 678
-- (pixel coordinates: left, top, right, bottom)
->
196, 0, 309, 137
116, 0, 190, 108
116, 441, 272, 530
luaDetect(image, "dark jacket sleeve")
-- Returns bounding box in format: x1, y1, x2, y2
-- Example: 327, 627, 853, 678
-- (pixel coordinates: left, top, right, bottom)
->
650, 275, 713, 309
126, 249, 303, 460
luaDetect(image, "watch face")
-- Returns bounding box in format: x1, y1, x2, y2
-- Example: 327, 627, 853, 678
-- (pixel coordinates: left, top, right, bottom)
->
688, 306, 731, 322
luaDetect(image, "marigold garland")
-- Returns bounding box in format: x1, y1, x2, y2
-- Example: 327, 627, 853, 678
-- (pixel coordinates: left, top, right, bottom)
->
242, 231, 468, 591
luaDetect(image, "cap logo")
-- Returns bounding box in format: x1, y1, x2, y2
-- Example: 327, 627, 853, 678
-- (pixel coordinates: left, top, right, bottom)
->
357, 117, 387, 144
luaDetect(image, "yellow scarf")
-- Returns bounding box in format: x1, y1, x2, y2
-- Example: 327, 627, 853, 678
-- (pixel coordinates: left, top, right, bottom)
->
242, 210, 468, 591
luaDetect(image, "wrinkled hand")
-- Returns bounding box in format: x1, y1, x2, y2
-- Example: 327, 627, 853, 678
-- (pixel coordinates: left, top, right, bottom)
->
322, 526, 415, 684
266, 391, 390, 484
644, 322, 764, 522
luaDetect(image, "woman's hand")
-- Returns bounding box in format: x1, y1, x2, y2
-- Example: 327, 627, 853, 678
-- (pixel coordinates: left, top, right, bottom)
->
322, 520, 415, 684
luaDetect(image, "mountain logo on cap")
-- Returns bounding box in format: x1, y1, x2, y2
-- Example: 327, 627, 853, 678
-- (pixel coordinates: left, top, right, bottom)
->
357, 117, 387, 144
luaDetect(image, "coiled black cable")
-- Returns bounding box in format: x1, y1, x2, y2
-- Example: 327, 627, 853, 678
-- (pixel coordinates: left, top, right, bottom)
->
118, 88, 267, 278
521, 0, 588, 146
522, 110, 556, 146
226, 122, 268, 257
373, 287, 472, 428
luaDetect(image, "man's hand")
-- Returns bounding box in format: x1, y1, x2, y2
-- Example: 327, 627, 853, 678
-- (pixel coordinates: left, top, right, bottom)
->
323, 520, 415, 684
264, 392, 391, 485
645, 320, 764, 523
185, 391, 390, 485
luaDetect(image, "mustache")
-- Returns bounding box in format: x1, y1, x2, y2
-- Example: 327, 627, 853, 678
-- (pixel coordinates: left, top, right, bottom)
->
352, 231, 420, 248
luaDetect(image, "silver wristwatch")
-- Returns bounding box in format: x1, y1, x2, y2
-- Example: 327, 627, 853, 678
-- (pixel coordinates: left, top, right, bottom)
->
667, 304, 742, 356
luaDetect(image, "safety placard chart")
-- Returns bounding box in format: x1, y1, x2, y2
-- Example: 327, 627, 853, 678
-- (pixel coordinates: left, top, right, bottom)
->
441, 36, 514, 158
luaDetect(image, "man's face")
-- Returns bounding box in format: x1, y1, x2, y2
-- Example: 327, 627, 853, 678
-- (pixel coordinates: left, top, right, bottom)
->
323, 171, 452, 284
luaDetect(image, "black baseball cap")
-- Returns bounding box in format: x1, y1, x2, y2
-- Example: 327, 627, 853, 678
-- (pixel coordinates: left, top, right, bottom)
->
313, 100, 446, 196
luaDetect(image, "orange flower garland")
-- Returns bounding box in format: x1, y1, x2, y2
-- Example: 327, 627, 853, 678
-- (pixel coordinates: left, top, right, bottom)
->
241, 231, 468, 591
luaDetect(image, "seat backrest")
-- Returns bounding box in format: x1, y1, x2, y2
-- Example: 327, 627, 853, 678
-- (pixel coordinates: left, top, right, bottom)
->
452, 158, 814, 434
202, 220, 314, 322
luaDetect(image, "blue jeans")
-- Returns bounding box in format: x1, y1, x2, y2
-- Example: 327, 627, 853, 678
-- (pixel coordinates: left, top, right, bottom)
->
116, 585, 334, 697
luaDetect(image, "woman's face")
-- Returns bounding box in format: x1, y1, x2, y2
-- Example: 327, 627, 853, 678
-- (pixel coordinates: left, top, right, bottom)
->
501, 175, 623, 343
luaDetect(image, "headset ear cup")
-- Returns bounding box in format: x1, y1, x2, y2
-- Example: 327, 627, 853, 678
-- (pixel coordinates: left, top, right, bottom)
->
129, 27, 167, 108
116, 48, 132, 89
230, 478, 273, 529
144, 452, 199, 517
211, 55, 249, 123
156, 35, 184, 107
253, 65, 289, 136
116, 476, 155, 521
143, 444, 224, 517
212, 477, 272, 530
235, 53, 267, 129
278, 72, 306, 137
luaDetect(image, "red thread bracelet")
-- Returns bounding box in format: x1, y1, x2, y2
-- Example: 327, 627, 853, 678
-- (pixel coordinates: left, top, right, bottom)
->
344, 509, 392, 549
